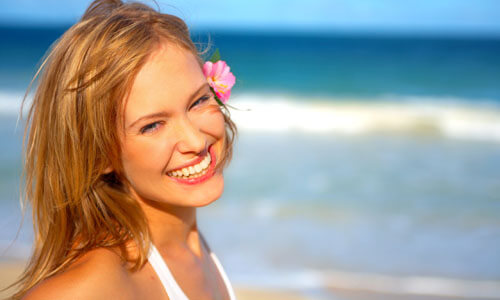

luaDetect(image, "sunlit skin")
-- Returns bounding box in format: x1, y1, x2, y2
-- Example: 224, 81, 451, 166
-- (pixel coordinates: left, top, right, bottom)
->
121, 44, 225, 210
119, 41, 226, 242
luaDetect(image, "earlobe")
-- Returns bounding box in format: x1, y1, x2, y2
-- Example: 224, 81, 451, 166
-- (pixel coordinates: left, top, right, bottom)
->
103, 166, 114, 174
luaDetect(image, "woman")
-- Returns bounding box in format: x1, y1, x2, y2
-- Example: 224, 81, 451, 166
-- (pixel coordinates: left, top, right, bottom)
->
13, 0, 237, 299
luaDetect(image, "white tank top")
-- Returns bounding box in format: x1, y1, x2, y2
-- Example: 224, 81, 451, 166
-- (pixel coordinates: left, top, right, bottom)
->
148, 243, 237, 300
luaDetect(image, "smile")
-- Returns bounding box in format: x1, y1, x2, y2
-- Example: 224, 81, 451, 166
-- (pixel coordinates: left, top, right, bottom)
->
166, 146, 216, 184
167, 152, 211, 178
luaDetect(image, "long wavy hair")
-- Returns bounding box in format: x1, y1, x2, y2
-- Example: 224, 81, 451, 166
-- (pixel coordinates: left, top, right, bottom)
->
11, 0, 237, 298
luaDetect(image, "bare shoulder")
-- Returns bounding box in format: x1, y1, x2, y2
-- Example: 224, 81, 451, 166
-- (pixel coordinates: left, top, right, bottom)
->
23, 248, 137, 300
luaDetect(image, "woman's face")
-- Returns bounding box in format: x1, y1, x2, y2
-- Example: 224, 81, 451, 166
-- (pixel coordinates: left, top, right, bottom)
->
119, 43, 226, 208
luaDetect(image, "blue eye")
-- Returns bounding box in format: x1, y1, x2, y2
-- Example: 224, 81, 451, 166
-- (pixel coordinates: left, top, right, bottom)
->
190, 95, 210, 109
140, 122, 161, 134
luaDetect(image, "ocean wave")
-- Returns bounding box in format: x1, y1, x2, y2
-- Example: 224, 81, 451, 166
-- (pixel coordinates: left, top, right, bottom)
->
2, 90, 500, 142
233, 269, 500, 299
230, 93, 500, 142
0, 91, 26, 116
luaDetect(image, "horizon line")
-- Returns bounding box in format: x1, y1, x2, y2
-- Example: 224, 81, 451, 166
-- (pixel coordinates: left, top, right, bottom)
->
1, 22, 500, 40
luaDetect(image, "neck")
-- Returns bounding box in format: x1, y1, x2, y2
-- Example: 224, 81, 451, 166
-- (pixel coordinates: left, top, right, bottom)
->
138, 199, 203, 257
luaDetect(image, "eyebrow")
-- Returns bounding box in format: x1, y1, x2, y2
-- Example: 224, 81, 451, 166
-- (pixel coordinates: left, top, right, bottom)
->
127, 83, 211, 130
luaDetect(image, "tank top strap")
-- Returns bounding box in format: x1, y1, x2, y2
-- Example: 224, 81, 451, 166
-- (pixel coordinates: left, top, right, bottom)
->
148, 242, 237, 300
209, 251, 237, 300
148, 244, 190, 300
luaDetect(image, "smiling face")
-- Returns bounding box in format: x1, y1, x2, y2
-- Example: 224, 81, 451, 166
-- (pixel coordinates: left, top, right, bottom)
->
119, 42, 226, 208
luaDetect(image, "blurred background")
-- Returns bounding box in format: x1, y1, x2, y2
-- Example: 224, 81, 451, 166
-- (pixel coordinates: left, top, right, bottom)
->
1, 1, 500, 299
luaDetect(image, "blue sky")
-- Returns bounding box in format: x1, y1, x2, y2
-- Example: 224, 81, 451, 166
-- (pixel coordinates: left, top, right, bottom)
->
1, 0, 500, 35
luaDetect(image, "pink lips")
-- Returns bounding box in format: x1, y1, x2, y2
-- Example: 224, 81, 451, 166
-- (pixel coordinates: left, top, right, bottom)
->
168, 146, 217, 185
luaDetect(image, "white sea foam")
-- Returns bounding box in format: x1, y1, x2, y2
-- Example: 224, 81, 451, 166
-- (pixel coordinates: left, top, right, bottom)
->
233, 269, 500, 299
0, 91, 26, 116
230, 93, 500, 142
2, 90, 500, 143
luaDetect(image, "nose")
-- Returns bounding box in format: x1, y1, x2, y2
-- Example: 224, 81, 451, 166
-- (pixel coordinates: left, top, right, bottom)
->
175, 115, 206, 154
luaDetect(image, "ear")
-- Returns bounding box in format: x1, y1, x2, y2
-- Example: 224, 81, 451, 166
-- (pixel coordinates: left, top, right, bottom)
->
103, 166, 114, 174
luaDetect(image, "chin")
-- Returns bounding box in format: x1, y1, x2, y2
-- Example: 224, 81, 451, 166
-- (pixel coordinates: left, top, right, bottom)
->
176, 172, 224, 208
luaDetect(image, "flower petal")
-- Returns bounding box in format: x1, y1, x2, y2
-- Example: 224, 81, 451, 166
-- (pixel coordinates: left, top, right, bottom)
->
218, 89, 231, 103
220, 65, 230, 78
204, 59, 235, 104
214, 61, 225, 77
218, 73, 235, 89
203, 61, 213, 77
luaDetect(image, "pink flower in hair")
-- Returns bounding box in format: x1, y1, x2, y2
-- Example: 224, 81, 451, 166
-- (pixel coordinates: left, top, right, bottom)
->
203, 60, 235, 104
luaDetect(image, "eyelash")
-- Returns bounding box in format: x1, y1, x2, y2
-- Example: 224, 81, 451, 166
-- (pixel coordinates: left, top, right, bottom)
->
190, 94, 211, 109
140, 95, 211, 134
140, 121, 162, 134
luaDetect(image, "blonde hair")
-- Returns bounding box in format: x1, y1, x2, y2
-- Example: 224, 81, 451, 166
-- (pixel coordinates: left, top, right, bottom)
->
11, 0, 237, 298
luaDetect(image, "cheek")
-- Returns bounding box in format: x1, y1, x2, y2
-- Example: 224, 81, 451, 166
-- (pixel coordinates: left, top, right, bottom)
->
193, 107, 226, 138
121, 136, 175, 179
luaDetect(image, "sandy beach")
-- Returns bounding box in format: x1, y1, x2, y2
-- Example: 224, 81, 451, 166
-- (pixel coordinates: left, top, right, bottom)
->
0, 261, 24, 300
2, 261, 497, 300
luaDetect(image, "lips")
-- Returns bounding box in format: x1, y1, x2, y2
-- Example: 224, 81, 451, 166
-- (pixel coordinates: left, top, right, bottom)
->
166, 145, 217, 185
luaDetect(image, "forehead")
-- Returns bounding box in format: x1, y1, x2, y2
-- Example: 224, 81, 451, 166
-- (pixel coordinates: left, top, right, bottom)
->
123, 43, 204, 124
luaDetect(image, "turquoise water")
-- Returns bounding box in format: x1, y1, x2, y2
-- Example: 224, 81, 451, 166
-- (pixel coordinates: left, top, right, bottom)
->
199, 31, 500, 100
2, 26, 500, 99
1, 26, 500, 297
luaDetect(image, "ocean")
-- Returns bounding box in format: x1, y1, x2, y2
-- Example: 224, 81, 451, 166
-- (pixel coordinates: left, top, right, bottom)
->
1, 26, 500, 298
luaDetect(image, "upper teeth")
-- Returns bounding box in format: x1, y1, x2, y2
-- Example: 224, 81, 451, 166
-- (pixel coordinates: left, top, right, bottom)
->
167, 153, 211, 178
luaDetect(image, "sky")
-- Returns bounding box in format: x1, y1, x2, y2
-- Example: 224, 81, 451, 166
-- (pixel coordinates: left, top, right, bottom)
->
1, 0, 500, 35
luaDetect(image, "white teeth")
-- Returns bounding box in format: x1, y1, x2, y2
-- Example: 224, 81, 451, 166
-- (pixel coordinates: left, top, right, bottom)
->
168, 152, 212, 178
201, 156, 209, 169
